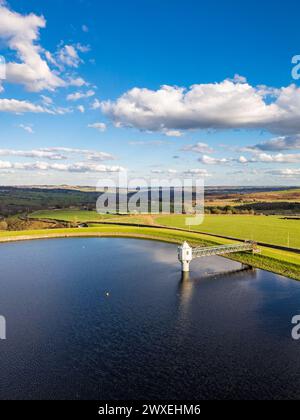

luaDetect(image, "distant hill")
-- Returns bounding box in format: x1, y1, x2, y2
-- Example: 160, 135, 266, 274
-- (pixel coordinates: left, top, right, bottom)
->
0, 185, 299, 217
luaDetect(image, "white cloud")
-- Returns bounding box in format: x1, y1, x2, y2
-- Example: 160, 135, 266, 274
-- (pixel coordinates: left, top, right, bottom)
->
238, 156, 248, 164
250, 135, 300, 151
0, 98, 72, 115
101, 80, 300, 136
77, 105, 85, 113
68, 77, 87, 87
67, 90, 95, 101
19, 124, 34, 134
88, 122, 107, 132
0, 4, 88, 93
267, 168, 300, 178
239, 151, 300, 164
0, 3, 66, 91
58, 45, 81, 68
0, 147, 116, 162
0, 148, 64, 160
44, 51, 57, 66
182, 142, 214, 154
49, 43, 90, 70
91, 99, 101, 110
40, 95, 53, 105
151, 169, 178, 174
184, 168, 212, 177
0, 98, 51, 113
76, 43, 90, 53
0, 160, 124, 173
0, 160, 13, 170
40, 147, 115, 161
151, 168, 211, 177
129, 140, 169, 146
253, 152, 300, 163
164, 130, 183, 137
198, 151, 300, 165
229, 74, 247, 84
52, 106, 73, 115
198, 155, 229, 165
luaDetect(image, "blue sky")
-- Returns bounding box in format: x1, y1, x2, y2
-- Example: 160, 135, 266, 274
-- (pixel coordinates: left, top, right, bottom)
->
0, 0, 300, 186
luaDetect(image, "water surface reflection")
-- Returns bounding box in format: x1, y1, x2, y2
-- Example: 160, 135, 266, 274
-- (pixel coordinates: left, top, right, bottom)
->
0, 238, 299, 400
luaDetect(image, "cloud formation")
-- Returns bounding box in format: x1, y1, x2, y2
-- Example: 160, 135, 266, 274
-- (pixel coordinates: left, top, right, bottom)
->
164, 130, 183, 137
88, 122, 107, 132
57, 45, 82, 68
198, 155, 229, 165
182, 142, 214, 154
0, 3, 65, 91
151, 169, 178, 175
101, 80, 300, 136
0, 147, 115, 162
250, 135, 300, 151
267, 168, 300, 178
0, 160, 124, 173
197, 151, 300, 165
0, 3, 88, 92
19, 124, 34, 134
243, 152, 300, 164
184, 168, 212, 177
0, 98, 51, 113
67, 90, 95, 101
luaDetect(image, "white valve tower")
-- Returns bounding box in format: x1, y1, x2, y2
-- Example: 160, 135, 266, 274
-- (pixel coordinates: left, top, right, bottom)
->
178, 242, 193, 273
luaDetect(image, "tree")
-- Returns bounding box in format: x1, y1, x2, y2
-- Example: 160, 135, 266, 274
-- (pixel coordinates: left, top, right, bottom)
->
0, 220, 7, 231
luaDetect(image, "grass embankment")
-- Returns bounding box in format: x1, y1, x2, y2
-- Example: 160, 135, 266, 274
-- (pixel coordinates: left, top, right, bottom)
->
0, 224, 300, 281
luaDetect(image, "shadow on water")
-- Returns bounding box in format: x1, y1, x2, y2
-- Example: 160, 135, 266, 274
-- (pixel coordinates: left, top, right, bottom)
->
180, 264, 257, 284
178, 265, 257, 301
177, 265, 257, 325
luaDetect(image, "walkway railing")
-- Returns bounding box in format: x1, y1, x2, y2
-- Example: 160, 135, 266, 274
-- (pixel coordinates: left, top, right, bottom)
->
178, 241, 259, 273
192, 242, 257, 258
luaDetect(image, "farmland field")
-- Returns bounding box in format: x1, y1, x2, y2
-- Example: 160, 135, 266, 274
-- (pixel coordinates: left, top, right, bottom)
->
30, 210, 300, 250
30, 210, 156, 225
29, 210, 115, 222
156, 214, 300, 249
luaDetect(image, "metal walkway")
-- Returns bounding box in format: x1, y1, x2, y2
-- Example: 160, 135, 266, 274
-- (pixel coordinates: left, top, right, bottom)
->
178, 241, 259, 272
192, 242, 257, 258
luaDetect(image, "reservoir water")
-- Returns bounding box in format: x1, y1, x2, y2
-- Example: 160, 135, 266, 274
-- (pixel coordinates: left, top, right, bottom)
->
0, 238, 300, 400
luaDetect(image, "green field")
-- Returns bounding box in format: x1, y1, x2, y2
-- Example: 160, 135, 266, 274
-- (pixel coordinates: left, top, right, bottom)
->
31, 210, 300, 249
30, 210, 115, 222
156, 215, 300, 249
30, 209, 153, 225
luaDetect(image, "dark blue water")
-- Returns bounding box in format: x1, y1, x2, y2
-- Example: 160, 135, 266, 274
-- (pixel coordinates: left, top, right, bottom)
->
0, 238, 300, 400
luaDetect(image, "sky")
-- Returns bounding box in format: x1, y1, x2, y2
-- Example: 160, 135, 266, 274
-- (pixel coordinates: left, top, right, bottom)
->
0, 0, 300, 186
